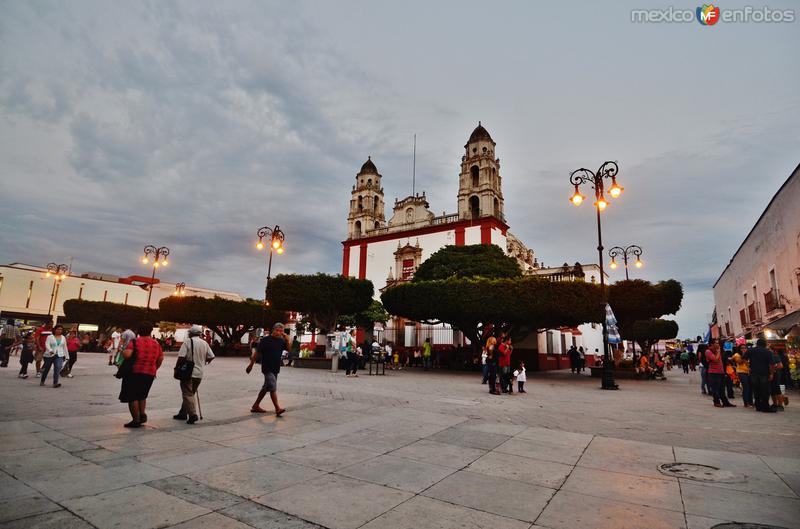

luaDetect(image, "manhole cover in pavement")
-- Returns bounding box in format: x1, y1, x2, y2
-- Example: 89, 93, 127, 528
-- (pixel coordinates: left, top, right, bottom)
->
658, 462, 745, 483
711, 522, 786, 529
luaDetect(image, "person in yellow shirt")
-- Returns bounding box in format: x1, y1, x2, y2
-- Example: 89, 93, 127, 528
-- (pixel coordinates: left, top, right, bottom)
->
733, 344, 752, 407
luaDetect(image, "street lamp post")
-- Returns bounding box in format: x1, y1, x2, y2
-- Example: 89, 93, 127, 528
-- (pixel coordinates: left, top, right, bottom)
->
609, 245, 643, 280
141, 245, 170, 310
45, 263, 69, 322
173, 282, 186, 296
569, 161, 624, 390
255, 225, 285, 320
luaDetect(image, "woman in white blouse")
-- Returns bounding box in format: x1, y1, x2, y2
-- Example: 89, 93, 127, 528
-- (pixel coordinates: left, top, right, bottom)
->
41, 324, 68, 388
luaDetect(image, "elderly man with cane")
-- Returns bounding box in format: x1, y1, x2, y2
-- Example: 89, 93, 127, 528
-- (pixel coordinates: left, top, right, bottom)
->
173, 325, 215, 424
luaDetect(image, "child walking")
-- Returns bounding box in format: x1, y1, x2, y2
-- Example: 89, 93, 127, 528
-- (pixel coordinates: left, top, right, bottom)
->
515, 361, 527, 393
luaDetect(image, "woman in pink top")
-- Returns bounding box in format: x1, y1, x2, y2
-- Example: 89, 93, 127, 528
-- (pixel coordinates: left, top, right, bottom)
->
706, 339, 735, 408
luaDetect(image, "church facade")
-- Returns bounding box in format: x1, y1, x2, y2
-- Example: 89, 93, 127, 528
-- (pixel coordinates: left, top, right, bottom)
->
343, 123, 535, 290
341, 123, 603, 369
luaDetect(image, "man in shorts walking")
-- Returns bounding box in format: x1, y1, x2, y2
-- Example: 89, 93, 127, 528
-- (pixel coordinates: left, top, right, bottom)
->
246, 322, 288, 416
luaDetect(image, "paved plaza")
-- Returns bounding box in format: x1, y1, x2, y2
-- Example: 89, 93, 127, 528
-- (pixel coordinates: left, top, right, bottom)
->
1, 353, 798, 529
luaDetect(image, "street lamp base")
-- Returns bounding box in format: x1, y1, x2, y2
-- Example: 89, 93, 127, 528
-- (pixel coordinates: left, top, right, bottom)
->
601, 366, 619, 390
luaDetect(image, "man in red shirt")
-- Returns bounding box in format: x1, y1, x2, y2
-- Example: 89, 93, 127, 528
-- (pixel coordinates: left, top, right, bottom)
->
498, 337, 513, 393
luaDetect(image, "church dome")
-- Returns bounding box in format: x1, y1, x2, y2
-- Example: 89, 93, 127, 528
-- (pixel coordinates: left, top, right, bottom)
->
359, 156, 378, 174
467, 121, 494, 144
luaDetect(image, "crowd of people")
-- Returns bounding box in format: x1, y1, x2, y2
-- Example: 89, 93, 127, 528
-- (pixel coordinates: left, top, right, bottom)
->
1, 320, 88, 383
481, 333, 526, 395
695, 337, 791, 413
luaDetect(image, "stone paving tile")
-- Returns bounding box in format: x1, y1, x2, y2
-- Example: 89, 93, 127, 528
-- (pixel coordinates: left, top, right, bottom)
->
271, 441, 382, 472
328, 428, 420, 454
166, 512, 253, 529
681, 481, 800, 529
361, 495, 532, 529
136, 446, 257, 474
426, 426, 511, 451
220, 500, 323, 528
285, 406, 365, 424
0, 509, 94, 529
536, 489, 687, 529
494, 435, 586, 465
0, 446, 84, 479
388, 438, 487, 469
577, 436, 675, 479
336, 454, 456, 493
187, 456, 325, 499
0, 493, 61, 523
515, 426, 594, 447
146, 476, 244, 511
73, 447, 134, 463
371, 418, 454, 438
457, 419, 529, 436
49, 436, 98, 453
562, 466, 684, 512
681, 469, 798, 498
217, 432, 309, 455
779, 472, 800, 496
423, 469, 554, 522
94, 431, 216, 457
685, 514, 732, 529
466, 450, 573, 489
0, 471, 38, 501
0, 433, 60, 451
64, 484, 210, 529
0, 420, 50, 435
255, 474, 413, 529
762, 455, 800, 476
674, 446, 775, 475
26, 460, 173, 501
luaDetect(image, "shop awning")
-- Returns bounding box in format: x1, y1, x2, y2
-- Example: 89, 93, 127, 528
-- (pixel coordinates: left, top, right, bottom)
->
767, 309, 800, 333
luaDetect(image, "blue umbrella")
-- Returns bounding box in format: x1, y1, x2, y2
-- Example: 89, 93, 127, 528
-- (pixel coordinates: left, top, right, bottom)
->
605, 304, 621, 344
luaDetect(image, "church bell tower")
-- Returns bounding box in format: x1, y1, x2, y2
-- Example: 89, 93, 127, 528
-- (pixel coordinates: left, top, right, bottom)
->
457, 122, 504, 221
348, 157, 385, 239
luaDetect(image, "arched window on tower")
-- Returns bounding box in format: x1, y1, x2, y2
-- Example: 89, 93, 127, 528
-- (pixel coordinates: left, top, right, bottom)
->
469, 195, 480, 220
354, 220, 362, 238
373, 196, 379, 211
358, 195, 363, 211
374, 221, 380, 230
471, 166, 479, 188
367, 179, 372, 187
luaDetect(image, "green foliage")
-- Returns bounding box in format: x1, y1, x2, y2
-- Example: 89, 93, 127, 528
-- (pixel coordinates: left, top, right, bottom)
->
63, 299, 155, 335
626, 319, 679, 355
413, 244, 521, 282
382, 276, 603, 347
338, 300, 390, 331
266, 273, 373, 333
608, 279, 683, 346
158, 296, 285, 350
608, 279, 683, 329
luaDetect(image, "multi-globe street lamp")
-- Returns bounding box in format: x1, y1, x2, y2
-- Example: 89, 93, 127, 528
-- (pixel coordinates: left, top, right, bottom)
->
173, 282, 187, 296
255, 225, 285, 310
45, 263, 69, 320
141, 245, 170, 310
609, 245, 643, 280
569, 161, 625, 390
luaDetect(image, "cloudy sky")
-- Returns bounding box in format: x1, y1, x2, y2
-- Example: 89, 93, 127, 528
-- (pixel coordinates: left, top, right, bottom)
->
1, 0, 798, 337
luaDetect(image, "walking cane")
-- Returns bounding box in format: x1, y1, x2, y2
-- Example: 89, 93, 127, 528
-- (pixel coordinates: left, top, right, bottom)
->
196, 388, 203, 421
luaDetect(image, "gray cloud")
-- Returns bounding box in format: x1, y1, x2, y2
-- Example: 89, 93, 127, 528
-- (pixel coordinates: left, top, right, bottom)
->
1, 0, 798, 339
